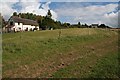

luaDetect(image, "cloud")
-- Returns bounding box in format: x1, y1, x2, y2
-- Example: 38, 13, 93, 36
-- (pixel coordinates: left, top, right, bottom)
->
0, 0, 57, 21
0, 1, 119, 28
104, 11, 118, 27
40, 0, 119, 2
1, 0, 39, 2
41, 1, 51, 11
55, 3, 118, 27
0, 0, 19, 2
0, 2, 18, 20
0, 0, 20, 20
19, 1, 57, 20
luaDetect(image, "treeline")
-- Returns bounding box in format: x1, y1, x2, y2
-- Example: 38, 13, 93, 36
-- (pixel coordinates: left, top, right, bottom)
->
12, 10, 65, 30
70, 22, 110, 28
1, 10, 111, 29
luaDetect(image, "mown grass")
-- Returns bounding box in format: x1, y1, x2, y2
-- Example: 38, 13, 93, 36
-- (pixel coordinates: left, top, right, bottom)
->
2, 28, 119, 78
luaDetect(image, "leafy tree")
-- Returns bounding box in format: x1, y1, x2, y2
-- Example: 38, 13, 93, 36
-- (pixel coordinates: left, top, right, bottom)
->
80, 23, 88, 28
54, 21, 62, 29
36, 15, 43, 29
18, 13, 21, 17
29, 13, 33, 20
62, 23, 70, 28
20, 13, 24, 18
13, 12, 17, 16
0, 15, 6, 28
85, 23, 88, 28
70, 24, 78, 28
98, 24, 110, 28
33, 14, 37, 20
10, 12, 70, 30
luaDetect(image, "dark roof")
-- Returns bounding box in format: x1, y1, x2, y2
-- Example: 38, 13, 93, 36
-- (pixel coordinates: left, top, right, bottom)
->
10, 16, 38, 26
91, 24, 99, 26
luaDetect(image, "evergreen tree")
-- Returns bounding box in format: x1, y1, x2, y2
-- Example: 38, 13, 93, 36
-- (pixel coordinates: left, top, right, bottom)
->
78, 22, 81, 25
78, 22, 81, 28
47, 10, 52, 18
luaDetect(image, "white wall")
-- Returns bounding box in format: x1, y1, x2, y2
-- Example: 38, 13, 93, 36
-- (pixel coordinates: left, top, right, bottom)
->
14, 22, 23, 31
10, 22, 39, 32
23, 25, 36, 31
34, 26, 39, 30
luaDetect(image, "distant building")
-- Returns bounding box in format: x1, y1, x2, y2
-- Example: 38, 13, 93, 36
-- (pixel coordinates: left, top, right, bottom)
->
6, 16, 39, 32
91, 24, 99, 28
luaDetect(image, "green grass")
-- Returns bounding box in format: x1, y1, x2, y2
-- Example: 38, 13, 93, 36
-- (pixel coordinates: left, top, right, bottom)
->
86, 52, 119, 78
2, 28, 119, 78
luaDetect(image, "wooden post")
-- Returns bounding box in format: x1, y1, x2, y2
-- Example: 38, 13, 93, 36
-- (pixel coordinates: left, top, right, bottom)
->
58, 29, 61, 39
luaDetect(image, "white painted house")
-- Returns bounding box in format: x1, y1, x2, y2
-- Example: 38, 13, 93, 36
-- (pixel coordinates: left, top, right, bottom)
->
91, 24, 99, 28
6, 16, 39, 32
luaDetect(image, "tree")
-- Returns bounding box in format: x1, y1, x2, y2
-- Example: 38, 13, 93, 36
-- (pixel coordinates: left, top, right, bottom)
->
78, 22, 81, 26
26, 13, 29, 19
85, 23, 88, 28
0, 15, 6, 28
47, 10, 52, 18
62, 23, 70, 28
13, 12, 17, 16
81, 23, 88, 28
98, 24, 110, 28
78, 22, 81, 28
18, 13, 21, 17
9, 12, 65, 30
36, 15, 43, 29
29, 13, 33, 20
20, 13, 24, 18
55, 21, 62, 29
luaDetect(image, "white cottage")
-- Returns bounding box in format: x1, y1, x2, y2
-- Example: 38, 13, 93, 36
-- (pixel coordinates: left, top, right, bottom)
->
6, 16, 39, 32
91, 24, 98, 28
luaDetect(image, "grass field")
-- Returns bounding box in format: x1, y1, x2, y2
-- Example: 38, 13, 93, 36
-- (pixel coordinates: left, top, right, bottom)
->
2, 28, 119, 78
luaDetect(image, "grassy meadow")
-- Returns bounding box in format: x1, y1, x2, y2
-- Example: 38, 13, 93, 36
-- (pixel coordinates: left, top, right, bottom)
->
2, 28, 119, 78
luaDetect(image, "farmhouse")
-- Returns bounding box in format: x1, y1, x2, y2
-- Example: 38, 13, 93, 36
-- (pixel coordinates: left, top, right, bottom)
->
6, 16, 39, 32
91, 24, 99, 28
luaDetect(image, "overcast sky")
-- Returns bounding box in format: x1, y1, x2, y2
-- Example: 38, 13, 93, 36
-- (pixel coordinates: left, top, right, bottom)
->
0, 0, 119, 28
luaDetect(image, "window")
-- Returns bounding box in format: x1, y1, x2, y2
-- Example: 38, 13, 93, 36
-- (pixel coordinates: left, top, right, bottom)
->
18, 22, 20, 25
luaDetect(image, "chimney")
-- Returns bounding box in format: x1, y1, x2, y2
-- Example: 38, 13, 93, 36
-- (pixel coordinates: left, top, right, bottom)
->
18, 14, 21, 18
